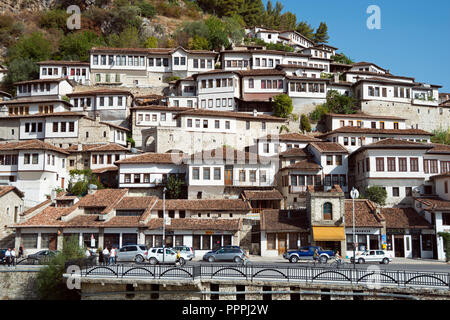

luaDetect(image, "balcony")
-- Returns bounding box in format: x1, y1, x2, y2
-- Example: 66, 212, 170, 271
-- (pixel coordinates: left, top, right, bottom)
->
289, 185, 307, 193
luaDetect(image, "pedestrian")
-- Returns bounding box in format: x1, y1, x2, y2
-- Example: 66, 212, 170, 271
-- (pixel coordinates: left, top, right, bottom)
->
313, 248, 319, 264
11, 248, 16, 267
102, 247, 110, 266
19, 245, 23, 259
109, 247, 115, 265
5, 249, 11, 267
85, 248, 91, 258
114, 247, 118, 264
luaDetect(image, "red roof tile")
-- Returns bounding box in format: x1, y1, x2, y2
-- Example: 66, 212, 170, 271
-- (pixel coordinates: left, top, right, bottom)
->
308, 142, 349, 153
382, 207, 432, 229
151, 199, 251, 211
242, 189, 283, 200
260, 209, 309, 232
344, 199, 383, 227
0, 140, 69, 155
146, 218, 241, 231
115, 152, 184, 164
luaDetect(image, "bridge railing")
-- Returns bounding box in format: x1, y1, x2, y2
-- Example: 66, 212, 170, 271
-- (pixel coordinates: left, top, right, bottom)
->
75, 264, 450, 290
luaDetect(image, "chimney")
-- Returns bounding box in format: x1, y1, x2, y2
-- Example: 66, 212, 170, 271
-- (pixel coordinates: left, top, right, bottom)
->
334, 73, 339, 83
87, 184, 98, 195
253, 109, 258, 117
77, 144, 82, 151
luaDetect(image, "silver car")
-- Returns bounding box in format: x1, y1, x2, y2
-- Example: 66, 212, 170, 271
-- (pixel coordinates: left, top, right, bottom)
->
146, 247, 180, 265
203, 247, 247, 263
351, 250, 392, 264
116, 245, 148, 263
173, 246, 195, 260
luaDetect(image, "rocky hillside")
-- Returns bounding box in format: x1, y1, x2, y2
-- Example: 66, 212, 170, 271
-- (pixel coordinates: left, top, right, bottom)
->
0, 0, 56, 13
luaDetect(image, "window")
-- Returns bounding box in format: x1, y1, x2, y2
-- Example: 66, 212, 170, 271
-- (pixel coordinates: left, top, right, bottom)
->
405, 187, 412, 197
249, 78, 254, 88
392, 187, 400, 197
343, 137, 349, 146
260, 170, 267, 183
351, 137, 356, 146
376, 158, 384, 171
225, 121, 230, 129
387, 157, 396, 172
399, 158, 407, 172
335, 155, 343, 166
323, 202, 332, 220
326, 155, 333, 165
249, 170, 256, 182
239, 170, 246, 182
22, 234, 38, 249
421, 234, 433, 251
203, 168, 210, 180
429, 159, 438, 174
267, 233, 276, 250
32, 153, 38, 164
443, 212, 450, 225
214, 168, 221, 180
394, 122, 399, 130
192, 168, 200, 180
380, 121, 385, 129
410, 158, 419, 172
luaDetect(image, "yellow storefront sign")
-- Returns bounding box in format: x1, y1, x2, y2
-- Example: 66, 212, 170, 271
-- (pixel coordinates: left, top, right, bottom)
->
312, 226, 346, 241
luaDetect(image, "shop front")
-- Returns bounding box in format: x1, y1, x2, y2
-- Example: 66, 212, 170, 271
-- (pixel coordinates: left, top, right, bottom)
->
312, 226, 346, 255
385, 228, 435, 258
344, 227, 382, 258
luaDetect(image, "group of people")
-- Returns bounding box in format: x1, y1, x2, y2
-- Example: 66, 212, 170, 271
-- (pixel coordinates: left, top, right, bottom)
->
3, 248, 16, 267
100, 247, 118, 265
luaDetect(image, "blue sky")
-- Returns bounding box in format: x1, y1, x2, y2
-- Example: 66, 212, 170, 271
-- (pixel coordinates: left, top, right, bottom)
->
263, 0, 450, 92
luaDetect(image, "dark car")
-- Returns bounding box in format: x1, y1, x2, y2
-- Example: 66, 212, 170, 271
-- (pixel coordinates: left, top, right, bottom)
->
0, 249, 7, 264
283, 246, 335, 263
203, 247, 247, 263
27, 250, 59, 264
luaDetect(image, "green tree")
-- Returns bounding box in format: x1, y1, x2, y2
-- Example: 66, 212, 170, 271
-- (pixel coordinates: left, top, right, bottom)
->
272, 94, 293, 118
165, 175, 185, 199
58, 30, 105, 61
324, 90, 358, 114
137, 1, 157, 19
204, 16, 230, 50
300, 114, 311, 133
331, 53, 354, 65
240, 0, 264, 26
219, 0, 245, 17
107, 26, 142, 48
314, 22, 330, 44
279, 12, 297, 30
188, 35, 210, 50
36, 235, 84, 300
7, 32, 54, 62
431, 128, 450, 145
144, 36, 158, 48
309, 104, 330, 122
2, 58, 38, 94
38, 9, 69, 30
296, 21, 315, 40
223, 15, 245, 44
67, 169, 104, 197
365, 186, 387, 206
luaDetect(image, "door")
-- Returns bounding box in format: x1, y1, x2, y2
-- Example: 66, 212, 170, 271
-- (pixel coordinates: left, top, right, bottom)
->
164, 248, 176, 262
412, 235, 421, 258
278, 233, 287, 255
61, 177, 65, 189
394, 235, 405, 257
215, 248, 226, 261
225, 167, 233, 185
404, 235, 412, 258
367, 250, 376, 262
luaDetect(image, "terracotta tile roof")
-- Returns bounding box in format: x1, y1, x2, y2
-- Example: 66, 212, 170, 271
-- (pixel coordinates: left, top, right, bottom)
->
353, 139, 434, 154
67, 89, 132, 97
285, 75, 330, 82
382, 207, 432, 229
115, 152, 183, 164
276, 64, 325, 71
260, 209, 309, 232
426, 143, 450, 154
21, 199, 52, 217
351, 61, 387, 72
241, 189, 283, 200
115, 196, 157, 210
16, 206, 69, 227
308, 185, 343, 193
188, 146, 271, 165
430, 172, 450, 179
308, 142, 349, 153
280, 159, 321, 171
131, 105, 193, 112
0, 140, 69, 155
72, 189, 128, 214
237, 69, 286, 77
146, 218, 241, 231
279, 148, 309, 157
0, 99, 73, 107
152, 199, 251, 211
415, 197, 450, 211
174, 109, 286, 122
241, 92, 280, 101
37, 60, 89, 66
66, 143, 129, 152
354, 77, 417, 87
91, 166, 119, 174
0, 186, 24, 198
344, 199, 383, 227
14, 78, 71, 85
265, 133, 322, 142
319, 126, 432, 137
99, 121, 130, 132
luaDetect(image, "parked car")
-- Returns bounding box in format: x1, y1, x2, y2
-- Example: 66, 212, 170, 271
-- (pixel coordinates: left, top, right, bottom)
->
172, 246, 195, 261
117, 245, 148, 263
283, 246, 335, 263
350, 250, 392, 264
27, 250, 59, 263
146, 247, 181, 265
203, 247, 247, 263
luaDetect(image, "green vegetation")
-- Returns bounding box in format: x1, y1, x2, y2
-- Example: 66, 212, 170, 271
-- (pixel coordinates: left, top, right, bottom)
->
165, 175, 185, 199
364, 186, 387, 207
309, 90, 358, 122
431, 128, 450, 145
272, 94, 293, 118
36, 236, 84, 300
57, 30, 105, 61
67, 169, 104, 197
246, 38, 294, 52
300, 114, 311, 133
331, 53, 354, 65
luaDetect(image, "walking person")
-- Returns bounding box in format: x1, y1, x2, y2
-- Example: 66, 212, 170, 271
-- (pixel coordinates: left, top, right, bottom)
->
11, 248, 16, 267
102, 247, 110, 266
114, 247, 118, 264
109, 247, 115, 265
313, 248, 320, 265
5, 249, 11, 267
19, 245, 23, 259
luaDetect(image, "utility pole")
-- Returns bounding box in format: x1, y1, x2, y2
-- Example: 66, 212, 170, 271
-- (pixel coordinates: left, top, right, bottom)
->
162, 187, 167, 265
350, 187, 359, 270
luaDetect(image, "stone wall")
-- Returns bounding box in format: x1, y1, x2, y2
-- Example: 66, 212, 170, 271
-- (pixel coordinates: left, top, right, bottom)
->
0, 270, 40, 300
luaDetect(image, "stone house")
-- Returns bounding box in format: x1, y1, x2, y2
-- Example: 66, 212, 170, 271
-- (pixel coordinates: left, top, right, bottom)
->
0, 186, 24, 247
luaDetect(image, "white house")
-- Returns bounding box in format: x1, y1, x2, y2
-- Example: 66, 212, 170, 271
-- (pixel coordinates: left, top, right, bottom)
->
37, 61, 91, 85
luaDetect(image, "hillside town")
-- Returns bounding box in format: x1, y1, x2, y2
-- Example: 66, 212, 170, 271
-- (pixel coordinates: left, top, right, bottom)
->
0, 24, 449, 267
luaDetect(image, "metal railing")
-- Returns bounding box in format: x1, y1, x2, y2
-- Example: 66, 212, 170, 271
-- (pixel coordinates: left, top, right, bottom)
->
75, 264, 450, 290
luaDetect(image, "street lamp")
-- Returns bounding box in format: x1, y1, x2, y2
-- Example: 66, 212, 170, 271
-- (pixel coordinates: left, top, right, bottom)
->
350, 187, 359, 269
162, 187, 167, 264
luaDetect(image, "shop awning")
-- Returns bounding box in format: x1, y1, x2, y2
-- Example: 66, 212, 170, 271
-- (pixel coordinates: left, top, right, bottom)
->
312, 226, 346, 241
